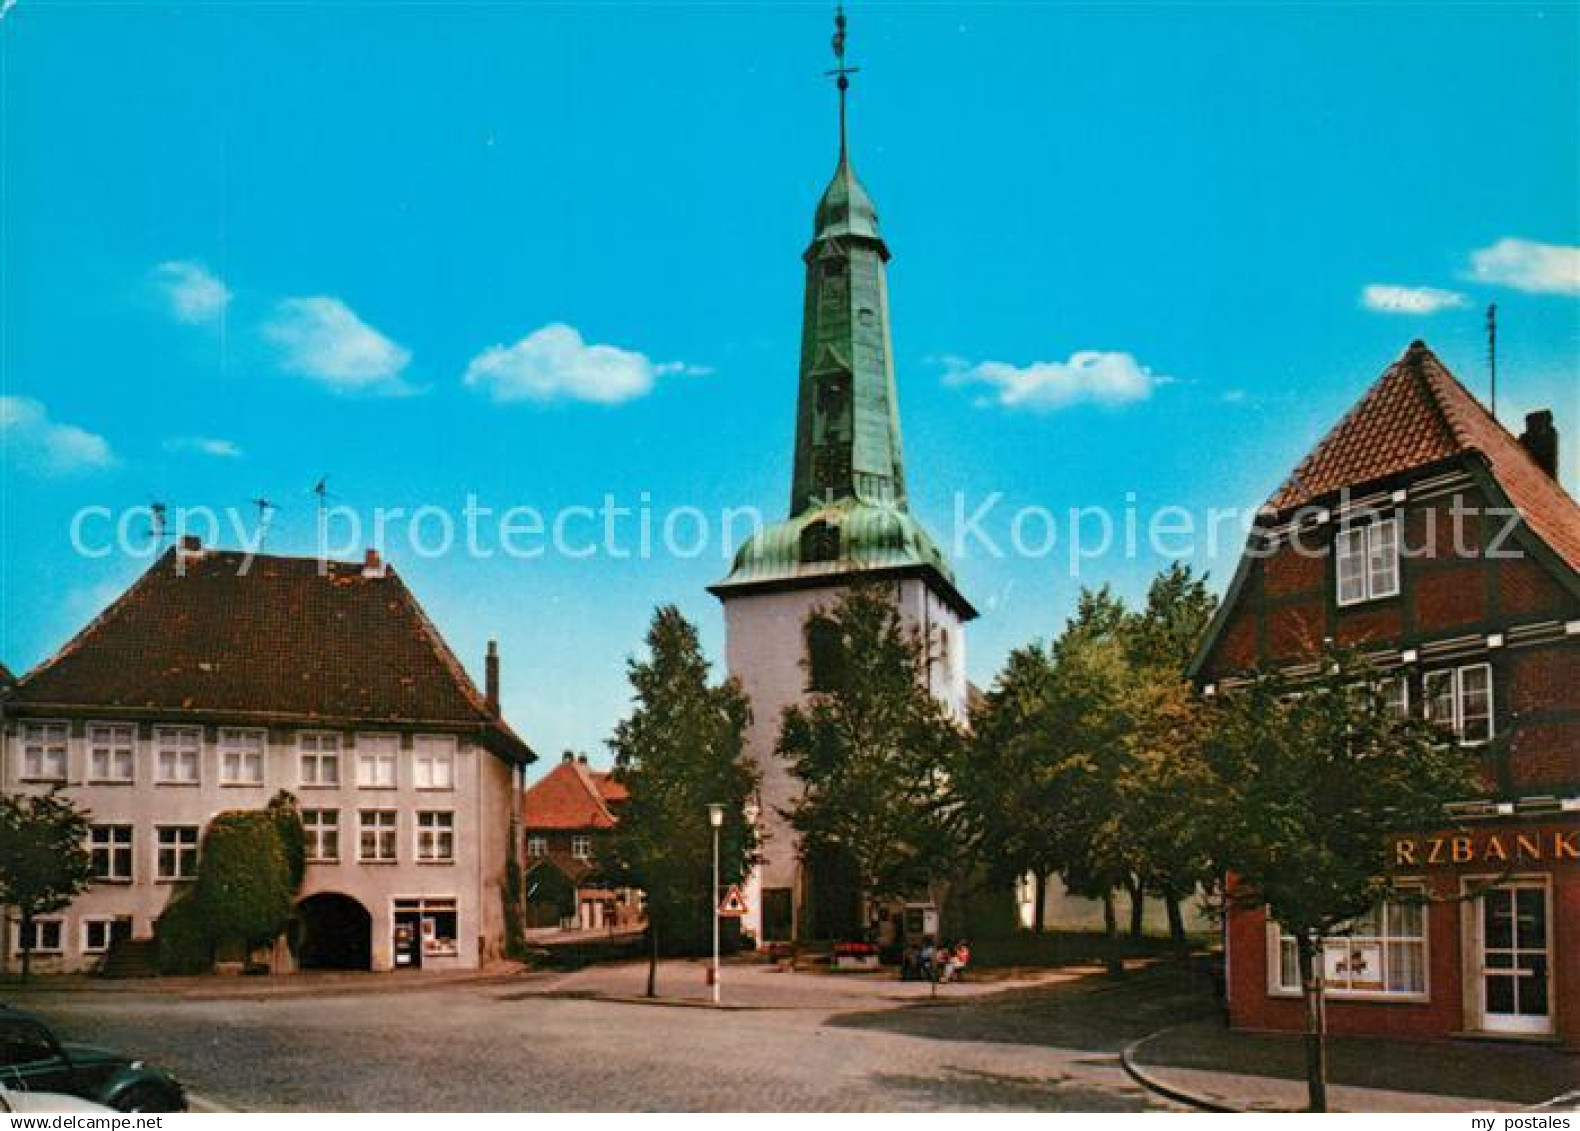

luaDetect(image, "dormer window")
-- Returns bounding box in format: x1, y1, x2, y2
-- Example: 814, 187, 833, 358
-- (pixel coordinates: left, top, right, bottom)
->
801, 520, 841, 564
1336, 517, 1400, 606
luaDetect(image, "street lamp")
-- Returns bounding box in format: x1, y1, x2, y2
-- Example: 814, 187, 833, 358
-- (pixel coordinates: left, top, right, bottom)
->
708, 802, 724, 1006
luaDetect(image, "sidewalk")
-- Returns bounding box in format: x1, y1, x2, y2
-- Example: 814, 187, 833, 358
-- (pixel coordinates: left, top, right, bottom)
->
509, 956, 1091, 1011
1123, 1018, 1577, 1112
0, 963, 540, 1002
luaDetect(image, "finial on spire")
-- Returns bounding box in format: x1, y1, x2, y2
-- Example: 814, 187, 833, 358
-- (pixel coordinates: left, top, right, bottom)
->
826, 4, 859, 161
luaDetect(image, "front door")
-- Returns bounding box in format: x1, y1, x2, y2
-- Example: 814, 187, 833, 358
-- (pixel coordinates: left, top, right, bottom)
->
1478, 884, 1552, 1035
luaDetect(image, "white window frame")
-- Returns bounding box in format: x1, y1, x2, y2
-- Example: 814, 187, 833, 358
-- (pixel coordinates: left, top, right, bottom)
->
413, 735, 456, 791
298, 732, 342, 788
86, 723, 136, 784
359, 809, 398, 863
302, 808, 340, 864
89, 824, 134, 883
20, 721, 69, 782
219, 727, 267, 786
81, 917, 120, 955
156, 825, 201, 882
1424, 662, 1494, 746
571, 835, 592, 861
154, 726, 202, 785
356, 734, 399, 790
1268, 884, 1429, 1002
1335, 517, 1401, 607
526, 835, 547, 858
13, 917, 65, 955
416, 811, 455, 863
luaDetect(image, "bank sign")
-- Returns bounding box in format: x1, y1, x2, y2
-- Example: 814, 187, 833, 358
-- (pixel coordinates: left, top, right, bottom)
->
1393, 827, 1579, 868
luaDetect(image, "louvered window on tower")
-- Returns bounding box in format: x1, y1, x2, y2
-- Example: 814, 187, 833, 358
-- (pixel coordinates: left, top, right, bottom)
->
801, 520, 841, 564
806, 616, 848, 693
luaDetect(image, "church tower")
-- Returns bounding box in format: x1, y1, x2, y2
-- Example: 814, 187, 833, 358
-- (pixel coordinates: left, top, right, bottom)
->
709, 6, 976, 943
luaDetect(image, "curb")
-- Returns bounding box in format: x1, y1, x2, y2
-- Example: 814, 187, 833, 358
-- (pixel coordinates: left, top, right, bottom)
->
1119, 1026, 1243, 1114
186, 1093, 242, 1114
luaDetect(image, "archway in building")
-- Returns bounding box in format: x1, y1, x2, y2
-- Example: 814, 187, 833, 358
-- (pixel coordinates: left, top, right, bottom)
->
294, 893, 372, 970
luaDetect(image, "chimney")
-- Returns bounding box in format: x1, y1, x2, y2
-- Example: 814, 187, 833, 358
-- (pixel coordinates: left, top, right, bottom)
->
179, 534, 202, 552
485, 639, 500, 715
562, 751, 576, 764
362, 548, 386, 579
1519, 410, 1559, 480
577, 754, 588, 766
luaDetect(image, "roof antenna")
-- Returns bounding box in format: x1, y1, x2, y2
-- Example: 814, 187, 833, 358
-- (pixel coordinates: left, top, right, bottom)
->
1486, 302, 1498, 422
145, 500, 170, 546
250, 497, 278, 551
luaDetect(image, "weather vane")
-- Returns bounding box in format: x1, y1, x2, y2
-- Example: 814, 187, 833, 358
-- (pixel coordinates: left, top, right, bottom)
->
827, 4, 860, 156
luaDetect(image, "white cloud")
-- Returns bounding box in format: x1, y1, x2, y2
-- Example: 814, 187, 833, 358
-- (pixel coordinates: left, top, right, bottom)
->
164, 435, 243, 459
153, 260, 232, 324
0, 396, 116, 475
263, 296, 413, 392
943, 350, 1163, 411
1469, 238, 1580, 295
1361, 284, 1469, 314
464, 322, 697, 405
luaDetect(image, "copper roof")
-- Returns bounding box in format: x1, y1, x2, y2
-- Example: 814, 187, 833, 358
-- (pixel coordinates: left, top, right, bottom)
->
1272, 340, 1580, 573
6, 546, 533, 763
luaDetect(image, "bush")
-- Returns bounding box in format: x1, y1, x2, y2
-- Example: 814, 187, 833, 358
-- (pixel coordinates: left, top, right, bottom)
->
156, 892, 212, 975
266, 791, 306, 891
196, 811, 294, 950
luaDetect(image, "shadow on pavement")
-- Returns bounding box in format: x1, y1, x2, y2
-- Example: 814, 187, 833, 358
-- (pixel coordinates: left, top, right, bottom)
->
869, 1066, 1172, 1112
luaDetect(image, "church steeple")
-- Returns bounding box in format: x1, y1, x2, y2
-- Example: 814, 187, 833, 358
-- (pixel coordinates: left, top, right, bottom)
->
789, 4, 905, 516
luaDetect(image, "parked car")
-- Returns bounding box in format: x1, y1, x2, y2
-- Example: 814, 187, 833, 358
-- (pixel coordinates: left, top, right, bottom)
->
0, 1083, 116, 1114
0, 1008, 186, 1112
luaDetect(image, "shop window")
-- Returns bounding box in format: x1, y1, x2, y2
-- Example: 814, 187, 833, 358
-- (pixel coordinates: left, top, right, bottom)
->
1272, 887, 1426, 998
394, 898, 458, 959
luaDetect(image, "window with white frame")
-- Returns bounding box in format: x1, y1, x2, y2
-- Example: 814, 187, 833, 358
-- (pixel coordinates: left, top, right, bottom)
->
413, 735, 456, 790
81, 918, 124, 955
87, 723, 136, 783
156, 826, 200, 881
357, 734, 399, 789
1335, 518, 1400, 606
1377, 674, 1409, 718
359, 810, 398, 862
20, 722, 68, 782
571, 835, 592, 861
1273, 887, 1427, 998
298, 732, 341, 787
302, 809, 340, 863
526, 835, 547, 857
89, 824, 133, 882
416, 811, 455, 862
1424, 663, 1493, 744
15, 918, 64, 955
219, 728, 266, 785
155, 726, 201, 784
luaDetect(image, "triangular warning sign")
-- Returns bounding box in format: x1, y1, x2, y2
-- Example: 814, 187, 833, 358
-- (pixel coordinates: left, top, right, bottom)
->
717, 885, 748, 917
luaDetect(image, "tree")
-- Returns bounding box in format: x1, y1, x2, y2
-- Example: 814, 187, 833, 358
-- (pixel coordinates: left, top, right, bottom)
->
1199, 650, 1482, 1111
0, 790, 95, 981
195, 811, 296, 958
605, 606, 759, 997
266, 791, 306, 891
780, 585, 967, 936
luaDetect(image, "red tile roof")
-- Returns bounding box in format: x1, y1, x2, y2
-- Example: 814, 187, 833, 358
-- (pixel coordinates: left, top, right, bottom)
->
592, 771, 628, 804
6, 545, 533, 763
522, 757, 618, 830
1272, 341, 1580, 574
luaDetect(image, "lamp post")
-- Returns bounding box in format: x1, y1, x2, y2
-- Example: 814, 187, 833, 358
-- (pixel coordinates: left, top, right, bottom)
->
708, 802, 724, 1005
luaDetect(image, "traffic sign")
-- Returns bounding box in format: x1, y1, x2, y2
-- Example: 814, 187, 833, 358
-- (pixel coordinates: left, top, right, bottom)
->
718, 885, 748, 917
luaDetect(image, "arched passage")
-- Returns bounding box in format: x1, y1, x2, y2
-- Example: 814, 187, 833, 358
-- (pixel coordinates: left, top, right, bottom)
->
294, 893, 372, 970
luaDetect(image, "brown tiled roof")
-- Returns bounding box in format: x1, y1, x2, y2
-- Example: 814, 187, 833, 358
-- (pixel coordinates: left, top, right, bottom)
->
522, 757, 617, 830
8, 545, 533, 763
1272, 340, 1580, 574
591, 771, 628, 804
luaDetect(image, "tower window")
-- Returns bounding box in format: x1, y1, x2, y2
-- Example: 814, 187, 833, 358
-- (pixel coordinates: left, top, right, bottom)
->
806, 616, 847, 693
801, 520, 841, 564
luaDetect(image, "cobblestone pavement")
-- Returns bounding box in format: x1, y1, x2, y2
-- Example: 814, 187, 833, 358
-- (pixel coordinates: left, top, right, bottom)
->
7, 964, 1200, 1111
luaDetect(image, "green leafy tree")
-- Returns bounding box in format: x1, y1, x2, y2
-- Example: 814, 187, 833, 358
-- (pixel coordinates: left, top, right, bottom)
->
605, 606, 759, 996
780, 585, 967, 935
0, 790, 95, 981
266, 790, 306, 891
195, 811, 296, 956
1199, 650, 1482, 1111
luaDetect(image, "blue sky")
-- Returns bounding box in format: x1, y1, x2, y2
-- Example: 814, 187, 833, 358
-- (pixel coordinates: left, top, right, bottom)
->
3, 2, 1577, 769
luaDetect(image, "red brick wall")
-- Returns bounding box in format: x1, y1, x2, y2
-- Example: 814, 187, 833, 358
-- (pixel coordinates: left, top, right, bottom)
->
1416, 566, 1487, 632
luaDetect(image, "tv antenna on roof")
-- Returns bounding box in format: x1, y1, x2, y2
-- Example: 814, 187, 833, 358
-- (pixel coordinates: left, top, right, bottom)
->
250, 497, 278, 550
144, 500, 170, 546
1486, 303, 1498, 422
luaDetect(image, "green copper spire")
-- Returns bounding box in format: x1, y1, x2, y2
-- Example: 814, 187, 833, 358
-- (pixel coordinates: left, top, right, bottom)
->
711, 7, 971, 617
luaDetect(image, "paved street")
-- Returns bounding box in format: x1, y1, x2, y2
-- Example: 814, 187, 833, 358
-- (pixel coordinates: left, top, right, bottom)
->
5, 962, 1202, 1112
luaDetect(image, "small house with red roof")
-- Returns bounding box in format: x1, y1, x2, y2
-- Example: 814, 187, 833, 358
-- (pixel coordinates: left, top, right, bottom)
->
1193, 341, 1579, 1048
0, 539, 535, 974
520, 752, 639, 932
